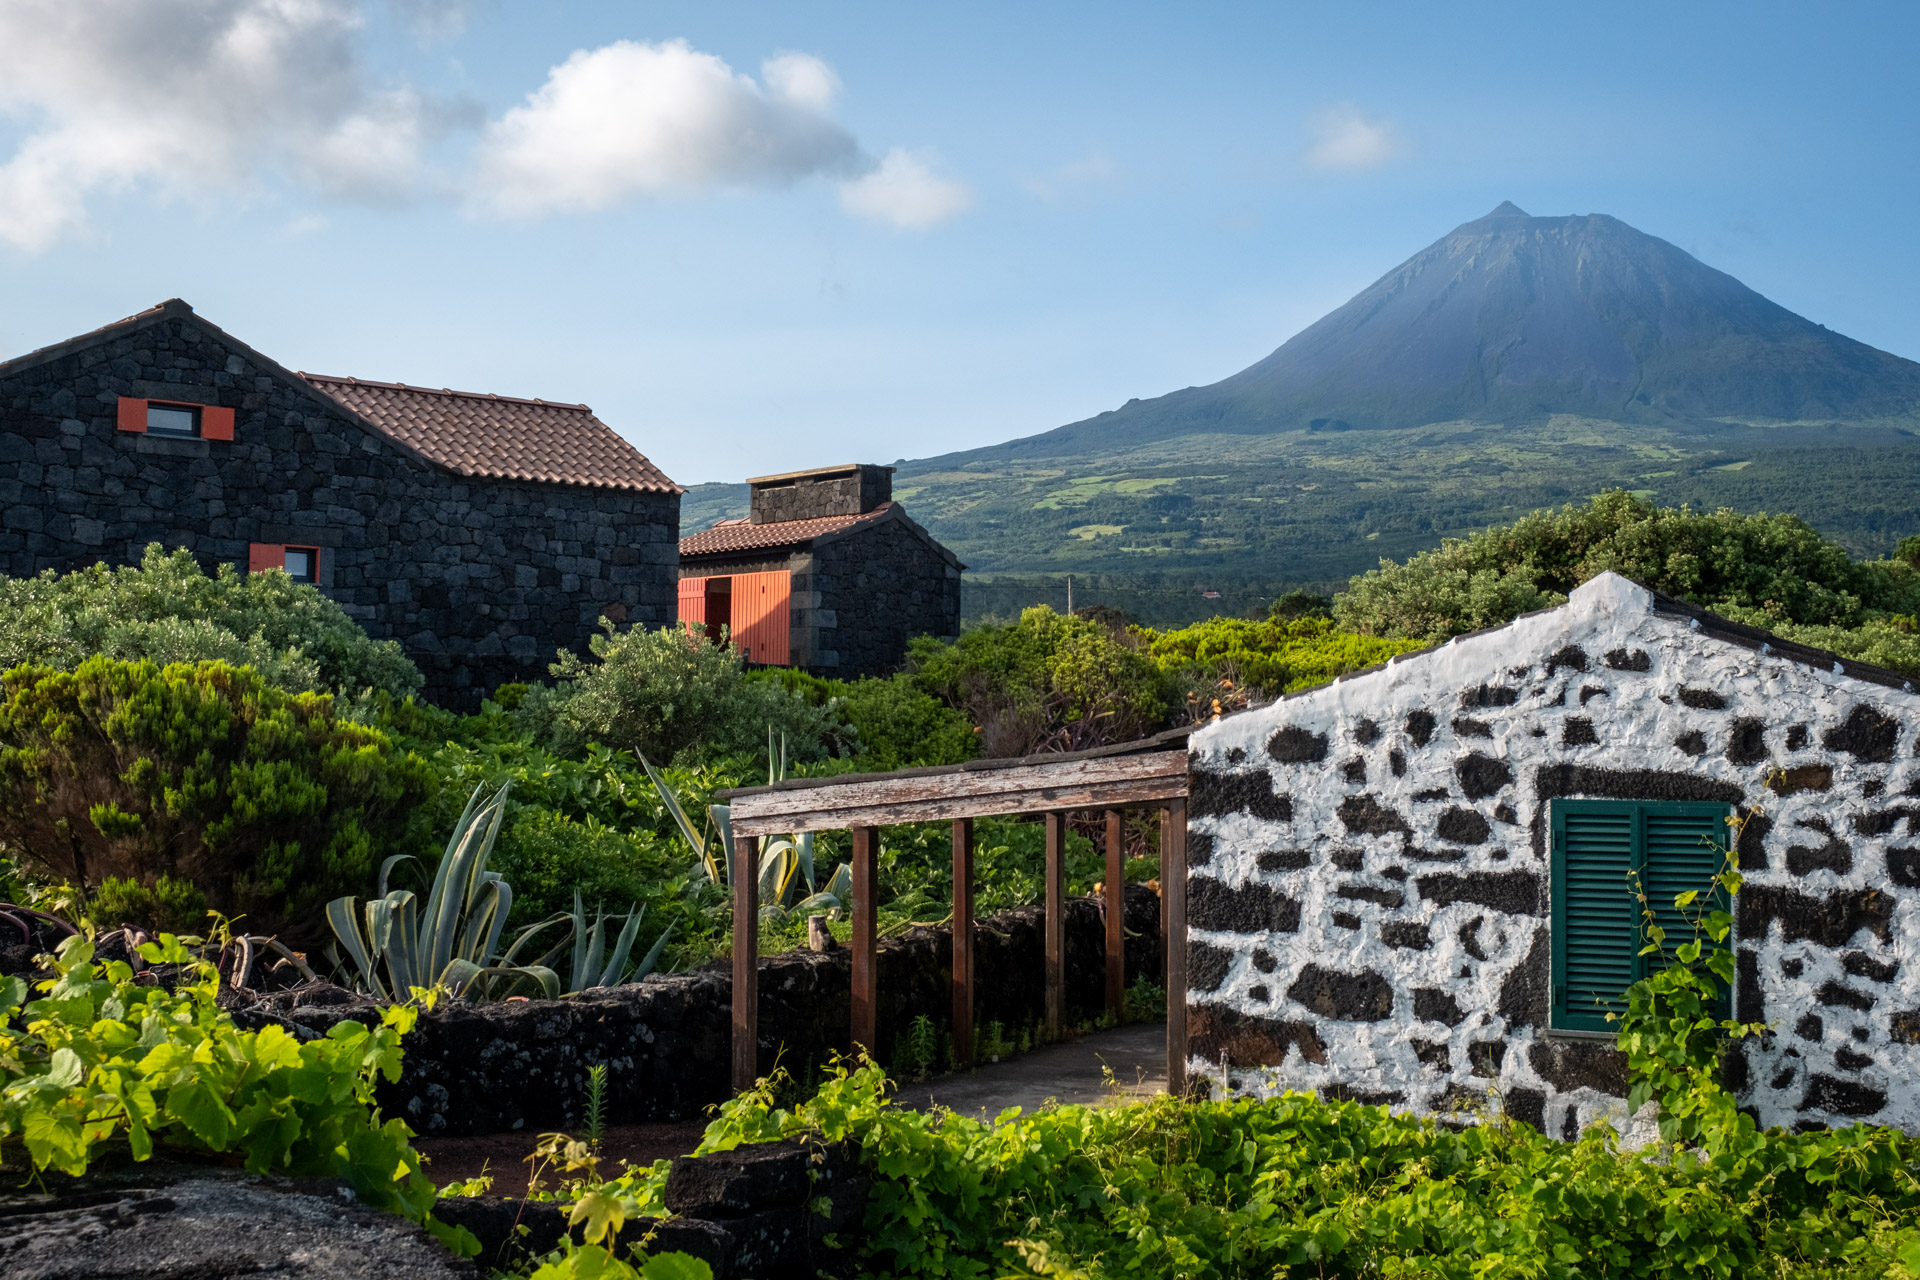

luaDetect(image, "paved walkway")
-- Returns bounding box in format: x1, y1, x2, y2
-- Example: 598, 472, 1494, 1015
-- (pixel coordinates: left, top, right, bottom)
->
895, 1022, 1168, 1118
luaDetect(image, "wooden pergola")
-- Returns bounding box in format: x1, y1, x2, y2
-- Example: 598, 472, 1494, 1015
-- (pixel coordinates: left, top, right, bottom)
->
717, 728, 1192, 1098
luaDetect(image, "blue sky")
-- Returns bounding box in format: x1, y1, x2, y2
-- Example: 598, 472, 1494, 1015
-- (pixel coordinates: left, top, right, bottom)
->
1, 1, 1915, 484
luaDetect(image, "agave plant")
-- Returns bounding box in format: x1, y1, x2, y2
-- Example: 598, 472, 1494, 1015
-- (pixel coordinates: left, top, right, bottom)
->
325, 783, 567, 1001
563, 889, 673, 992
638, 739, 853, 922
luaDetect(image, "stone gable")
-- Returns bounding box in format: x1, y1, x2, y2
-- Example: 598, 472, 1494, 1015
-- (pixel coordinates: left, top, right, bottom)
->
1188, 573, 1920, 1136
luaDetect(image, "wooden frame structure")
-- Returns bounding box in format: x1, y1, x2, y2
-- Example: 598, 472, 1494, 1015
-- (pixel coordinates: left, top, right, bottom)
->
718, 729, 1192, 1098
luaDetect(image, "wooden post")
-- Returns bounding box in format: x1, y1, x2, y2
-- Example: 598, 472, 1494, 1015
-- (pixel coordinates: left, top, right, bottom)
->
731, 834, 760, 1093
1161, 800, 1188, 1099
951, 817, 975, 1069
850, 825, 879, 1057
1104, 808, 1126, 1021
1045, 810, 1066, 1041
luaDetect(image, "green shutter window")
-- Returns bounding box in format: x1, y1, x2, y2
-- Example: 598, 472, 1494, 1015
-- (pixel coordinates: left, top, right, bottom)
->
1550, 799, 1732, 1032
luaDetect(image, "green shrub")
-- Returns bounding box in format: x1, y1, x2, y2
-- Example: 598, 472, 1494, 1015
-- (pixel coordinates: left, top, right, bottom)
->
751, 669, 977, 770
90, 874, 207, 933
0, 658, 434, 944
910, 606, 1174, 757
834, 674, 978, 770
0, 544, 421, 697
488, 808, 671, 927
527, 622, 849, 764
1336, 489, 1920, 641
1138, 613, 1423, 698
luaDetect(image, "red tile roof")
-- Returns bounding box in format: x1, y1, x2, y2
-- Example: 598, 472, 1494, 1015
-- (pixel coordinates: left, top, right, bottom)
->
680, 503, 895, 557
300, 375, 679, 493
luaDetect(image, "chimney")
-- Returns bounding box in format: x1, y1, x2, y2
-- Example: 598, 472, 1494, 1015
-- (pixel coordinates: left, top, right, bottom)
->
746, 463, 894, 525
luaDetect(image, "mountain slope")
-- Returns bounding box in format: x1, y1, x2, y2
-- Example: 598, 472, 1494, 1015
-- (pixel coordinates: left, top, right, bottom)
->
949, 202, 1920, 465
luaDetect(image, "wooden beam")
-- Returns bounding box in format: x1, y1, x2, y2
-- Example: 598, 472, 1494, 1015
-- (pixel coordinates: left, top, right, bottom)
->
1162, 800, 1188, 1100
731, 834, 760, 1094
1104, 809, 1125, 1021
1045, 811, 1066, 1041
951, 817, 974, 1070
725, 752, 1188, 836
850, 825, 879, 1058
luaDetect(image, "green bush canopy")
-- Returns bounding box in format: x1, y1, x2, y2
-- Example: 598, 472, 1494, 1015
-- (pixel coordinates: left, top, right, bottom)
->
524, 621, 849, 765
909, 605, 1173, 757
1333, 491, 1920, 675
0, 658, 433, 942
0, 544, 422, 697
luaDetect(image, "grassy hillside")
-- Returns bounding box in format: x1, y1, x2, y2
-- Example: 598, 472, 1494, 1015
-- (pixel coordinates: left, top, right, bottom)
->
686, 420, 1920, 628
895, 417, 1920, 606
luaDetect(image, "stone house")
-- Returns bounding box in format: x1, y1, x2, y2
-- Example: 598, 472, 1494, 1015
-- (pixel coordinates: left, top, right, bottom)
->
1184, 572, 1920, 1135
678, 463, 962, 677
0, 299, 682, 706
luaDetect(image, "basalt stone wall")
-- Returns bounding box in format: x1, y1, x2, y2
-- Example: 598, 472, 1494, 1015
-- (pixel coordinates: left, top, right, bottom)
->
255, 886, 1160, 1137
749, 465, 892, 524
1186, 573, 1920, 1136
0, 308, 679, 708
805, 517, 963, 677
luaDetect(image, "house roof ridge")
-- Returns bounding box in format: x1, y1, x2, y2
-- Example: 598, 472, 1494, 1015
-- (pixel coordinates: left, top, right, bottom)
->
679, 502, 897, 557
299, 372, 593, 413
0, 298, 189, 375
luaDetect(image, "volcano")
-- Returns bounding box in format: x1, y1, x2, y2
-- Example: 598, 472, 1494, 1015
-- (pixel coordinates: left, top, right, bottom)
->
983, 201, 1920, 456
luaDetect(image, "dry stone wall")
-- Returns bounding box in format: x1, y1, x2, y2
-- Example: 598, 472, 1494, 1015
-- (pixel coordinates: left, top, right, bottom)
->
1186, 573, 1920, 1136
0, 309, 679, 707
240, 887, 1161, 1137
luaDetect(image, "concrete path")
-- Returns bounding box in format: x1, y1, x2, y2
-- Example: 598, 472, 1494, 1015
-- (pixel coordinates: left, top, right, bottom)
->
896, 1022, 1167, 1118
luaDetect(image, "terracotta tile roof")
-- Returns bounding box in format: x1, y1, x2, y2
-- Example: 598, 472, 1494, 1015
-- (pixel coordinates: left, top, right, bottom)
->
680, 504, 895, 557
301, 375, 679, 493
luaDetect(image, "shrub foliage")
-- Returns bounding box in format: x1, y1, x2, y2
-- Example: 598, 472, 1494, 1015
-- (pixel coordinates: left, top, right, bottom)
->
0, 544, 421, 697
1335, 489, 1920, 643
0, 658, 433, 942
526, 622, 848, 765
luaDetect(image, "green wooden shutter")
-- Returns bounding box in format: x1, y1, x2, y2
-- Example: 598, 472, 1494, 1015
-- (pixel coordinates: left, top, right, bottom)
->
1639, 804, 1733, 1019
1552, 802, 1638, 1031
1551, 799, 1733, 1032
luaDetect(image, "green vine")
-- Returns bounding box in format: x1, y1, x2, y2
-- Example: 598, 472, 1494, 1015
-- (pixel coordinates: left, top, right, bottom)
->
0, 930, 474, 1256
1609, 808, 1770, 1146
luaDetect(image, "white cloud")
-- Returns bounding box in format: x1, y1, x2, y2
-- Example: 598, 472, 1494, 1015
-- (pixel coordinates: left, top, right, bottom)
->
761, 51, 842, 114
0, 8, 965, 249
838, 148, 973, 230
1303, 103, 1406, 171
470, 40, 861, 218
0, 0, 459, 251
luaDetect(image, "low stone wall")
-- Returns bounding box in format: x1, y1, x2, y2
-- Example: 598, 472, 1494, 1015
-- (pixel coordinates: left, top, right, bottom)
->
440, 1141, 867, 1279
262, 886, 1161, 1137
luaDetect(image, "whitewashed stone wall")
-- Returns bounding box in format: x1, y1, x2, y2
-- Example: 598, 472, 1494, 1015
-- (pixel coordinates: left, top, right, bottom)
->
1186, 572, 1920, 1135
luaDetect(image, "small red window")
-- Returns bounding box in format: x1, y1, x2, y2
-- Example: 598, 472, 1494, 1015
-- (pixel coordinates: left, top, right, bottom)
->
115, 396, 233, 440
248, 544, 319, 583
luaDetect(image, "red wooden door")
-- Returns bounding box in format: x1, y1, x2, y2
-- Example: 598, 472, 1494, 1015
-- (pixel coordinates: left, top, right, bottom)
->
677, 576, 707, 632
731, 571, 791, 666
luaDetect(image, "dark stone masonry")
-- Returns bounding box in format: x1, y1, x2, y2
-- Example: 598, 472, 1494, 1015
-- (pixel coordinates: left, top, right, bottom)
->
233, 886, 1162, 1138
0, 300, 681, 707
